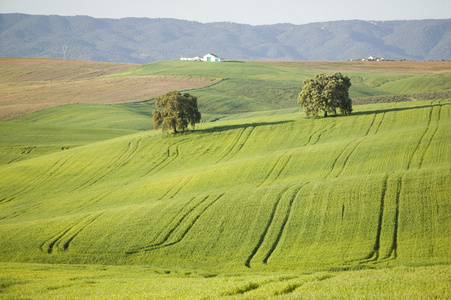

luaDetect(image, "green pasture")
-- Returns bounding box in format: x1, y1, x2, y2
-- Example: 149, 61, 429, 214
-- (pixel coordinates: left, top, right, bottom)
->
113, 60, 451, 114
0, 59, 450, 298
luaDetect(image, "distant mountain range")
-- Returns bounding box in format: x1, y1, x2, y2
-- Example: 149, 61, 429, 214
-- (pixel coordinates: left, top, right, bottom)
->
1, 14, 450, 63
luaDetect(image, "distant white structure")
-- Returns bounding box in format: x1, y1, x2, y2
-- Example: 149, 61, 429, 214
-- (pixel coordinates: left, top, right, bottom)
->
365, 55, 385, 61
180, 56, 202, 61
203, 53, 222, 62
180, 53, 223, 62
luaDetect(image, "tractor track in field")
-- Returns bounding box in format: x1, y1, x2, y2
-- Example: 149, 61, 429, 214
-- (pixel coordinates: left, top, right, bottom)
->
326, 113, 379, 179
245, 186, 294, 268
350, 172, 403, 265
158, 175, 195, 200
417, 103, 442, 169
369, 174, 389, 262
373, 113, 385, 135
382, 174, 402, 260
70, 138, 141, 192
40, 212, 104, 254
305, 123, 336, 146
263, 184, 308, 264
126, 194, 225, 254
141, 138, 191, 177
216, 127, 255, 163
0, 155, 73, 204
406, 101, 443, 170
257, 149, 298, 187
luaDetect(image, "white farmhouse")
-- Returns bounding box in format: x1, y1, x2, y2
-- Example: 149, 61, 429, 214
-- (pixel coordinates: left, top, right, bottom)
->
202, 53, 222, 62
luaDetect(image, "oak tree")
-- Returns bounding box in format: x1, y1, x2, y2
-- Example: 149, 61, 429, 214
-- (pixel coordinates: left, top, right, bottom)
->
298, 73, 352, 117
152, 91, 201, 134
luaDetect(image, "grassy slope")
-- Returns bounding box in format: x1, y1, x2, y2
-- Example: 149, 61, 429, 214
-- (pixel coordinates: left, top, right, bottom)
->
0, 100, 449, 272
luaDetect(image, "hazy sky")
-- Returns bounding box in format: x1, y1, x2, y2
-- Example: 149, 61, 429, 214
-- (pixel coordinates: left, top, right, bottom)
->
1, 0, 450, 25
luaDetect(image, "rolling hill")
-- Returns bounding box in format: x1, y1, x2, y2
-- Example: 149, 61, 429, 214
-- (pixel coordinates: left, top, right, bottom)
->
0, 59, 450, 298
1, 14, 450, 62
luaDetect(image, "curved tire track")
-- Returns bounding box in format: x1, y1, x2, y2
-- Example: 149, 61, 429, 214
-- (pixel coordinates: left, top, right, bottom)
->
40, 212, 104, 254
126, 194, 225, 254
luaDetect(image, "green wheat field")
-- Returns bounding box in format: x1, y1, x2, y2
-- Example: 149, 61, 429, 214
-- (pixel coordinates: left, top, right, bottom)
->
0, 59, 450, 299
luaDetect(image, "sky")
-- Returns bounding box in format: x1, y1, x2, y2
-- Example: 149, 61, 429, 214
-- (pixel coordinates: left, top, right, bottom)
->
1, 0, 450, 25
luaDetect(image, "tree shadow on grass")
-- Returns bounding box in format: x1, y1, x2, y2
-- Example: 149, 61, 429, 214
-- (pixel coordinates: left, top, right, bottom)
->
196, 120, 294, 134
350, 101, 450, 117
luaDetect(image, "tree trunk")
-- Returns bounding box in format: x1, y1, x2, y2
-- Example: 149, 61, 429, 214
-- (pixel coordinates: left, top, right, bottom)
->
324, 111, 328, 118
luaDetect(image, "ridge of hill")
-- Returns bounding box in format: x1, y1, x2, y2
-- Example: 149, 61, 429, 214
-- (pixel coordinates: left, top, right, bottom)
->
1, 14, 450, 62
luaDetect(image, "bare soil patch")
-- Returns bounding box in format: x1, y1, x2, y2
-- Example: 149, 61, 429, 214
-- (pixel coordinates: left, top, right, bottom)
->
0, 58, 218, 120
259, 60, 451, 75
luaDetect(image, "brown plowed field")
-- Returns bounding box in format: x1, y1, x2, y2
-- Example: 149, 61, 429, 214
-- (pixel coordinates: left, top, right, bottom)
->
259, 60, 451, 74
0, 58, 218, 120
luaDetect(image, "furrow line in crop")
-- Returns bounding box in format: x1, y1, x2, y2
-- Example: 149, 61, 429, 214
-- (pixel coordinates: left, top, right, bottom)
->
383, 174, 403, 260
406, 106, 434, 170
257, 150, 297, 187
364, 114, 377, 136
245, 187, 292, 268
325, 139, 358, 179
154, 194, 225, 250
215, 128, 246, 163
263, 183, 308, 264
418, 104, 442, 169
373, 112, 385, 135
70, 190, 115, 212
304, 123, 330, 145
0, 155, 73, 204
126, 196, 208, 253
40, 212, 103, 254
216, 127, 255, 163
141, 138, 191, 177
83, 138, 142, 189
69, 138, 141, 192
334, 139, 365, 178
333, 112, 379, 178
346, 174, 389, 264
62, 212, 104, 251
312, 123, 336, 145
140, 197, 197, 248
128, 193, 225, 253
158, 175, 194, 200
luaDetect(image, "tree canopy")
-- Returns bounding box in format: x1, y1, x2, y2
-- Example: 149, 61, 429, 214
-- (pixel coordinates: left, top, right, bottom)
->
152, 91, 201, 134
298, 73, 352, 118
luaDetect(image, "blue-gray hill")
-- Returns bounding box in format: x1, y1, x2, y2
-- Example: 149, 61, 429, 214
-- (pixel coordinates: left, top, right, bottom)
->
0, 13, 450, 63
